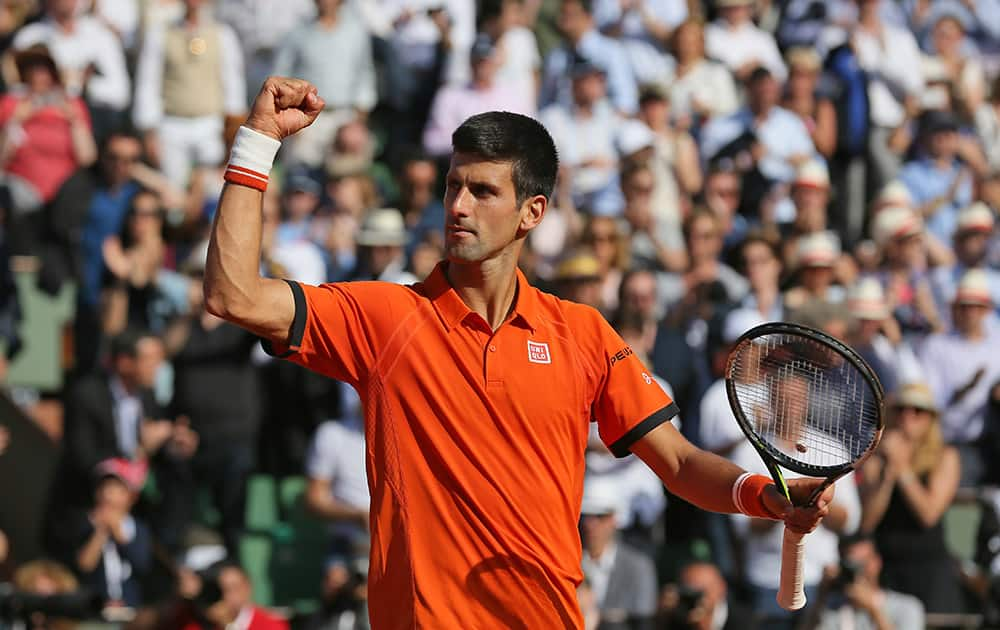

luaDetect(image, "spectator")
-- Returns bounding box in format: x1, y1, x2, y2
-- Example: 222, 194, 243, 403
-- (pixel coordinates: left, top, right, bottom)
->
1, 45, 97, 209
300, 556, 369, 630
700, 68, 817, 221
636, 85, 702, 236
847, 278, 922, 395
667, 19, 738, 126
303, 383, 370, 629
539, 55, 624, 216
580, 215, 628, 312
784, 231, 845, 311
540, 0, 637, 115
659, 210, 748, 311
173, 562, 290, 630
782, 47, 837, 160
423, 34, 533, 157
272, 0, 376, 170
593, 0, 686, 86
899, 111, 975, 243
60, 458, 152, 609
858, 381, 964, 613
619, 160, 684, 273
872, 206, 943, 338
215, 0, 314, 102
806, 534, 925, 630
700, 163, 746, 256
704, 0, 786, 84
738, 230, 784, 320
975, 75, 1000, 172
579, 476, 658, 629
616, 267, 661, 323
323, 118, 395, 203
924, 12, 986, 118
12, 0, 130, 139
550, 248, 606, 313
393, 149, 443, 253
50, 330, 171, 515
821, 0, 924, 189
782, 160, 836, 268
931, 202, 1000, 317
479, 0, 542, 108
919, 269, 1000, 485
275, 173, 323, 248
133, 0, 246, 189
659, 561, 754, 630
351, 208, 418, 284
158, 269, 260, 554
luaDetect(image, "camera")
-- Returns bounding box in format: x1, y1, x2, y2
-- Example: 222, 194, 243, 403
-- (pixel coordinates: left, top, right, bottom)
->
831, 558, 864, 591
660, 585, 704, 629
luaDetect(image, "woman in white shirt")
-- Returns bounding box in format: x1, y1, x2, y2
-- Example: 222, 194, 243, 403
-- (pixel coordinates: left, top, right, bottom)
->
668, 19, 738, 129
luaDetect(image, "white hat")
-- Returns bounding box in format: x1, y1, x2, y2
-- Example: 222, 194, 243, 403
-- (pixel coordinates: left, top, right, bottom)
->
355, 208, 409, 247
848, 277, 889, 321
874, 181, 913, 210
615, 119, 656, 157
957, 202, 995, 234
954, 269, 993, 306
723, 308, 767, 344
796, 231, 840, 268
872, 206, 923, 247
580, 477, 623, 516
793, 160, 829, 189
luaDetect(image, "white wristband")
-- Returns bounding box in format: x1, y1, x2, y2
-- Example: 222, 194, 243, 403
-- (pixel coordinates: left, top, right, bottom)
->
224, 126, 282, 191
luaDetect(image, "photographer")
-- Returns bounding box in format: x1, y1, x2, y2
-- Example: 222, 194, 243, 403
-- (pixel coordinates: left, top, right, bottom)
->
162, 561, 288, 630
803, 535, 924, 630
658, 562, 752, 630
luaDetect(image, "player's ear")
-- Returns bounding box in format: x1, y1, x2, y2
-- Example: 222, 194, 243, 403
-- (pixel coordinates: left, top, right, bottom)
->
519, 194, 547, 232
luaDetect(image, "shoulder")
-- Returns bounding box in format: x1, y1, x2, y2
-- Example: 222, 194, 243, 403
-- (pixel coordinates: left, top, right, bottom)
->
616, 543, 656, 572
249, 607, 289, 630
13, 22, 48, 45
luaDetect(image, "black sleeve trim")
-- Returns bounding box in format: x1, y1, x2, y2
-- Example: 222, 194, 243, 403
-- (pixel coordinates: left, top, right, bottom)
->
260, 280, 307, 358
609, 402, 680, 458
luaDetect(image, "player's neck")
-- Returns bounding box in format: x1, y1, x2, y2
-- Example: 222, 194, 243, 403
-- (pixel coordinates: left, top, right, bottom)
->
446, 254, 520, 331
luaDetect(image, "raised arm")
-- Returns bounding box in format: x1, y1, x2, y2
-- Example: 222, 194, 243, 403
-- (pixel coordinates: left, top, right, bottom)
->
203, 77, 324, 343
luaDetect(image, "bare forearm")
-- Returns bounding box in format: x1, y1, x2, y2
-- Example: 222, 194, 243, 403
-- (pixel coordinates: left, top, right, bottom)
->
70, 119, 97, 166
204, 183, 266, 322
77, 529, 107, 572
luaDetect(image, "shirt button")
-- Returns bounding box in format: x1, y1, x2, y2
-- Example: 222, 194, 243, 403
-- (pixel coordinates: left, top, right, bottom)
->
489, 345, 497, 352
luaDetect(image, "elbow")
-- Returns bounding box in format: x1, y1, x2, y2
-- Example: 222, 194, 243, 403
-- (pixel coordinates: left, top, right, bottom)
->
203, 284, 231, 320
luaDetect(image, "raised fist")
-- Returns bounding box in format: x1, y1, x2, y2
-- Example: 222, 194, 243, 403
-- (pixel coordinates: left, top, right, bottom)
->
245, 77, 325, 141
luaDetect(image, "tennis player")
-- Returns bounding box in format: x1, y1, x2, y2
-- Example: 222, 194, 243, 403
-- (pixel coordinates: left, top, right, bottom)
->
205, 77, 835, 629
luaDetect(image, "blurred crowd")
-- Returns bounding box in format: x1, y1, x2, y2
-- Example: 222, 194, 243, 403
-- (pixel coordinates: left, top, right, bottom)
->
6, 0, 1000, 628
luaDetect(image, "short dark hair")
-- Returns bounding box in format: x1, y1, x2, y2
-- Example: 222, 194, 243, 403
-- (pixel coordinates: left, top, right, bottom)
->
451, 111, 559, 206
109, 329, 154, 359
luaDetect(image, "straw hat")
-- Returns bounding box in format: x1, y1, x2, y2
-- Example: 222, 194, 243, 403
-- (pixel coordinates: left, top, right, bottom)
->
872, 206, 923, 247
953, 269, 992, 306
848, 277, 889, 321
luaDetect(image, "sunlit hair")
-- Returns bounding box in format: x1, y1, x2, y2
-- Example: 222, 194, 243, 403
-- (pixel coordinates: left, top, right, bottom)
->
888, 402, 944, 476
13, 559, 79, 593
581, 215, 630, 270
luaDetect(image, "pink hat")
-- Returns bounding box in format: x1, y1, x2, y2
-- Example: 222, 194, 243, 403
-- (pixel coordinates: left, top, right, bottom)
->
956, 202, 995, 234
796, 232, 839, 268
873, 206, 923, 247
95, 457, 148, 493
954, 269, 993, 306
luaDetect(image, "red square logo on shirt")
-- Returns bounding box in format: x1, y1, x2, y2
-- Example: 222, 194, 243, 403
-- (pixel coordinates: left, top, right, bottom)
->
527, 340, 551, 364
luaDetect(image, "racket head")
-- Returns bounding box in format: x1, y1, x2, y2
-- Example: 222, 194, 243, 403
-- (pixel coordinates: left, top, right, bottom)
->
725, 322, 885, 479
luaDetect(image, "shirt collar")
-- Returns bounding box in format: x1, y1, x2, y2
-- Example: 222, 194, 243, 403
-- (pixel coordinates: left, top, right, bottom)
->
424, 261, 540, 333
109, 376, 136, 403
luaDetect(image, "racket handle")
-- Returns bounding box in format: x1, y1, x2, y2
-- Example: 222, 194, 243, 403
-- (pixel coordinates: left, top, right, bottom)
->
777, 527, 807, 611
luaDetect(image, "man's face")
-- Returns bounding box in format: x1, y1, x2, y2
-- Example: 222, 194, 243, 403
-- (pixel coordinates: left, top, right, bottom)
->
749, 75, 780, 114
929, 129, 959, 160
443, 153, 540, 263
103, 136, 142, 186
558, 0, 590, 40
402, 160, 437, 212
580, 512, 617, 550
219, 568, 252, 615
366, 244, 403, 276
742, 241, 780, 292
844, 540, 881, 584
956, 231, 988, 266
135, 337, 165, 389
953, 302, 989, 336
687, 216, 722, 263
704, 172, 741, 217
572, 72, 606, 106
621, 272, 657, 318
471, 54, 498, 85
792, 186, 829, 231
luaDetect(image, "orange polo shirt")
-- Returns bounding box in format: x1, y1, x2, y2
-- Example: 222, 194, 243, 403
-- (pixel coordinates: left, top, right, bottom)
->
267, 262, 676, 629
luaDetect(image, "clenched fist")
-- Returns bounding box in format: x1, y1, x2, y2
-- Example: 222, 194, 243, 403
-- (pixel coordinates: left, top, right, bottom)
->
245, 77, 325, 141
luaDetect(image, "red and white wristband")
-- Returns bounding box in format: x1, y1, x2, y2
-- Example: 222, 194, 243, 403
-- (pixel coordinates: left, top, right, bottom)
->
732, 472, 783, 520
223, 126, 281, 192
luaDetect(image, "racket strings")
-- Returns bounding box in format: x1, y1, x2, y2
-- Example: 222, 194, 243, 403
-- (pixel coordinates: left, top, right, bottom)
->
730, 333, 880, 470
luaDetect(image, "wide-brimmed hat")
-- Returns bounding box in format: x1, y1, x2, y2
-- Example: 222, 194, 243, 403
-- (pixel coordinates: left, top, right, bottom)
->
848, 277, 889, 321
893, 382, 939, 415
554, 250, 602, 282
956, 202, 995, 235
796, 232, 839, 268
580, 477, 621, 516
355, 208, 408, 247
793, 160, 830, 189
872, 206, 923, 247
953, 268, 992, 306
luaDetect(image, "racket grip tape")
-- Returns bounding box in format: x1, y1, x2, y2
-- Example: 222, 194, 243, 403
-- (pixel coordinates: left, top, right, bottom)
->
777, 528, 807, 610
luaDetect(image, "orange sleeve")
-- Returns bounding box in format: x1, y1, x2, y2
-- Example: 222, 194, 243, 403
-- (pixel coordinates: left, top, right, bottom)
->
262, 280, 381, 388
591, 316, 678, 457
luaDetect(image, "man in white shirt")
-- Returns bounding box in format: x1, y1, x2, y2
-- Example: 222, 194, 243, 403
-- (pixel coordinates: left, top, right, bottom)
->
132, 0, 246, 189
705, 0, 786, 84
13, 0, 130, 138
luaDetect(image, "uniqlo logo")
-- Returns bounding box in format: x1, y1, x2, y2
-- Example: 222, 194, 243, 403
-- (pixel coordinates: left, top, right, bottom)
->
527, 340, 551, 364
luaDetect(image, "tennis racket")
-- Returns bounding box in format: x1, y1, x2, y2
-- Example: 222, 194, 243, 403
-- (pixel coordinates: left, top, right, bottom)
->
725, 322, 884, 611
